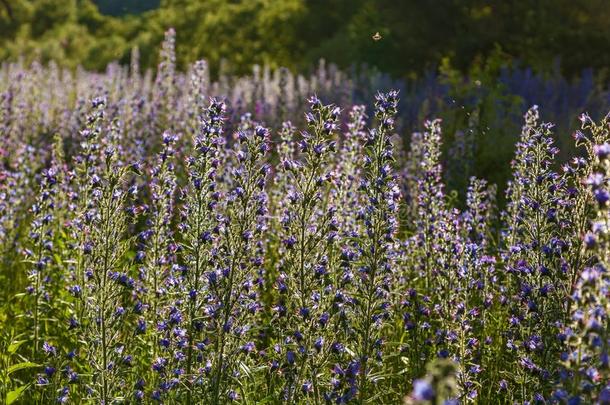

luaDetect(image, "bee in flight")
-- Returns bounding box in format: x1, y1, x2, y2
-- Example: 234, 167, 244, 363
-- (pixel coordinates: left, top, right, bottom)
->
372, 32, 382, 41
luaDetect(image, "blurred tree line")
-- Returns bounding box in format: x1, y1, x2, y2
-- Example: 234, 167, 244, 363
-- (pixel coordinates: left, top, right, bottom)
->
2, 0, 610, 79
94, 0, 159, 16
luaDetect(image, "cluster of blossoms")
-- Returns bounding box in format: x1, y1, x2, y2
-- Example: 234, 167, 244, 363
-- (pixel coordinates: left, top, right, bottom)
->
269, 95, 341, 402
554, 115, 610, 404
501, 106, 571, 400
3, 30, 610, 405
349, 91, 401, 402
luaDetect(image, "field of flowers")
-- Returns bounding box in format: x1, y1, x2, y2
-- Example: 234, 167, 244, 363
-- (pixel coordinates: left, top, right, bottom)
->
0, 29, 609, 404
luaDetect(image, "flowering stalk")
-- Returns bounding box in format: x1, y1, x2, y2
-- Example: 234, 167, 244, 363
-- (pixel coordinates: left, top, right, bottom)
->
187, 60, 209, 142
24, 166, 58, 358
335, 105, 367, 236
555, 115, 610, 403
179, 98, 225, 401
414, 119, 447, 290
562, 114, 610, 293
151, 28, 178, 143
71, 97, 107, 318
209, 121, 270, 403
269, 121, 297, 224
502, 106, 569, 401
137, 130, 178, 397
354, 90, 400, 401
402, 131, 424, 232
457, 177, 498, 398
463, 177, 496, 251
441, 207, 497, 402
398, 119, 449, 385
272, 96, 340, 402
263, 121, 296, 333
81, 124, 136, 403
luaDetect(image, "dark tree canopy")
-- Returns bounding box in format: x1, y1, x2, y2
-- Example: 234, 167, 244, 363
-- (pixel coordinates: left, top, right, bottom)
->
2, 0, 610, 78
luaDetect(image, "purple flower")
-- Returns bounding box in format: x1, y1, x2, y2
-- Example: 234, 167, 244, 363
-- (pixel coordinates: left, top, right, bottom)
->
412, 379, 435, 401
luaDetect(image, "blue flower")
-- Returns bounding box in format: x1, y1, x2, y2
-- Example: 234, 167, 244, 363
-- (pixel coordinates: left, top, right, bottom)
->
412, 379, 435, 401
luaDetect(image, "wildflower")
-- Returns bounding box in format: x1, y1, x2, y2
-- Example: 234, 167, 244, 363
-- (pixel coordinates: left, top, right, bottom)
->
413, 379, 435, 401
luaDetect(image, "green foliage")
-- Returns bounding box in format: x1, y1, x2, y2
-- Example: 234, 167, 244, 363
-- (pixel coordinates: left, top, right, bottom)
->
93, 0, 159, 16
0, 0, 131, 70
6, 385, 26, 404
3, 0, 610, 78
0, 330, 37, 404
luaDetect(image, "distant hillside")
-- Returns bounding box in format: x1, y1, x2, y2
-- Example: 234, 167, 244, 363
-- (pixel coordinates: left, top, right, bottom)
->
93, 0, 159, 16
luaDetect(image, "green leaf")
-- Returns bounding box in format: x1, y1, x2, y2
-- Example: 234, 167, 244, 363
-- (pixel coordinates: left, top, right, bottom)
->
254, 395, 276, 404
53, 253, 63, 266
6, 385, 27, 404
7, 340, 26, 354
8, 362, 39, 375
